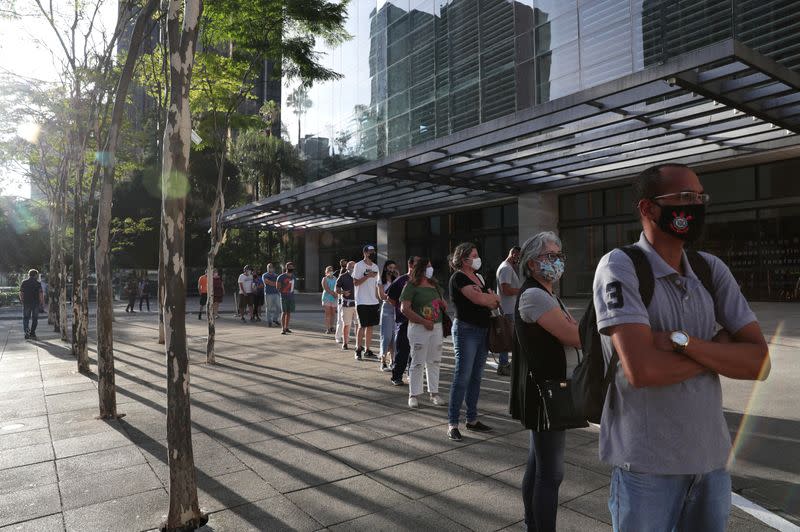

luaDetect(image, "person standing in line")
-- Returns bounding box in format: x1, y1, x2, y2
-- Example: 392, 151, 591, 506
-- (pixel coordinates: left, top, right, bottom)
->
335, 261, 357, 350
198, 271, 208, 319
138, 276, 150, 312
510, 233, 580, 531
124, 275, 138, 313
352, 245, 381, 361
262, 263, 281, 327
19, 269, 43, 340
276, 262, 296, 334
386, 256, 420, 386
335, 258, 349, 344
237, 265, 254, 323
593, 163, 769, 531
378, 260, 399, 371
252, 270, 264, 321
211, 269, 224, 318
495, 246, 522, 376
447, 242, 501, 441
400, 258, 447, 408
321, 266, 338, 334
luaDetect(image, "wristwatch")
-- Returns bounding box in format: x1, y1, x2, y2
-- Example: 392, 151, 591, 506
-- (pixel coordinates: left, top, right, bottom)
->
670, 330, 690, 353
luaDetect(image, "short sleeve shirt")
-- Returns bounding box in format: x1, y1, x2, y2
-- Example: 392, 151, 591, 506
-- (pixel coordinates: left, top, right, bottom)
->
262, 272, 278, 295
252, 276, 264, 294
496, 260, 521, 314
276, 274, 294, 297
386, 274, 410, 323
518, 287, 559, 324
400, 282, 445, 323
449, 271, 490, 328
20, 278, 42, 305
335, 273, 355, 307
592, 232, 757, 475
352, 260, 380, 305
238, 273, 253, 294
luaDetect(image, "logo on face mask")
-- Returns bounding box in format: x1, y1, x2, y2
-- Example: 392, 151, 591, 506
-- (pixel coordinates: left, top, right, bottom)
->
656, 204, 705, 242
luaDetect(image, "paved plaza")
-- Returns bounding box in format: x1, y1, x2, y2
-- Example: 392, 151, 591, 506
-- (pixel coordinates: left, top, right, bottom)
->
0, 296, 797, 531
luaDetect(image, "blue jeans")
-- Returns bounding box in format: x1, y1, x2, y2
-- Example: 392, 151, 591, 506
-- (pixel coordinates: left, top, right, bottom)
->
447, 319, 488, 426
522, 430, 565, 532
264, 293, 281, 322
609, 467, 731, 532
496, 313, 514, 366
23, 302, 38, 335
379, 302, 396, 356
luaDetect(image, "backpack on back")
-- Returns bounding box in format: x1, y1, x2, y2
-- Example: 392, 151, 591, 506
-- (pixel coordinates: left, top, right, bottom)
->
571, 245, 715, 424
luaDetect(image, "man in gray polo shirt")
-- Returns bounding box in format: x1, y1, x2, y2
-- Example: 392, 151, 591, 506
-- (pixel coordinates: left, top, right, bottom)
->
592, 163, 770, 531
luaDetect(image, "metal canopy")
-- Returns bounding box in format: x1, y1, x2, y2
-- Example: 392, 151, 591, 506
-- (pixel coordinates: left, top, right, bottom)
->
222, 39, 800, 230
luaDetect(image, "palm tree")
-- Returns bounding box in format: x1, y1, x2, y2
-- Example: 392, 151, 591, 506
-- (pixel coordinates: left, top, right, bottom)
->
286, 85, 312, 145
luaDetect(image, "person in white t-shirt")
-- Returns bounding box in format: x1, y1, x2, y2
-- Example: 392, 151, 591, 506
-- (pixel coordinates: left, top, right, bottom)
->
495, 246, 522, 375
352, 244, 382, 360
237, 265, 254, 322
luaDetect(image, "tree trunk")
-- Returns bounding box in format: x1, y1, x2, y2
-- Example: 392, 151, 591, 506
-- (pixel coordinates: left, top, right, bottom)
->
72, 173, 90, 373
205, 165, 225, 364
48, 210, 59, 328
95, 0, 158, 420
158, 225, 166, 345
161, 1, 206, 530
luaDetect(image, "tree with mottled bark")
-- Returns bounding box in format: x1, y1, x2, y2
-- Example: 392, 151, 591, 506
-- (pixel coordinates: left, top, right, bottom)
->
160, 0, 206, 529
94, 0, 160, 419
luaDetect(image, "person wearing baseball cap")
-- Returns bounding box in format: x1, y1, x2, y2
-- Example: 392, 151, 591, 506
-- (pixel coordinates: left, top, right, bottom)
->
352, 245, 381, 360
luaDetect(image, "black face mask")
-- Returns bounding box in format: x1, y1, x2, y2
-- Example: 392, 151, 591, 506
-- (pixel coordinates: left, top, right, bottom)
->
287, 268, 294, 273
654, 202, 706, 242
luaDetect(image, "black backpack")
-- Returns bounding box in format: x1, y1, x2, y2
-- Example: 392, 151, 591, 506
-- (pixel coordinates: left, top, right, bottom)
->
571, 245, 715, 424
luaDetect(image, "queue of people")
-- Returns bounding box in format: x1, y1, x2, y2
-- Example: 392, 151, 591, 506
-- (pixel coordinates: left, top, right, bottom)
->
180, 163, 771, 531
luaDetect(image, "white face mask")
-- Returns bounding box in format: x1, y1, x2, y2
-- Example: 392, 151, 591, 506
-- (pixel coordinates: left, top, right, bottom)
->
425, 266, 434, 279
470, 257, 482, 270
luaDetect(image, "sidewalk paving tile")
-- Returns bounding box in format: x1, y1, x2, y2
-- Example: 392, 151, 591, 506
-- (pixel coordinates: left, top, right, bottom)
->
420, 477, 524, 531
62, 488, 167, 532
327, 500, 470, 531
0, 514, 64, 532
366, 455, 484, 500
58, 463, 163, 510
0, 461, 57, 496
0, 483, 61, 528
197, 469, 280, 514
0, 442, 53, 471
196, 494, 320, 532
56, 445, 146, 480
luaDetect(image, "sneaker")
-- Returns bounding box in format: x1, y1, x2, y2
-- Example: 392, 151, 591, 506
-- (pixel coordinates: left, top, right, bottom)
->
342, 343, 349, 350
465, 420, 492, 433
281, 330, 287, 335
364, 350, 378, 360
496, 364, 511, 376
354, 347, 363, 360
380, 361, 390, 372
447, 427, 462, 441
408, 396, 419, 408
430, 394, 446, 406
285, 329, 292, 333
29, 333, 37, 340
390, 378, 405, 386
24, 333, 29, 339
241, 317, 246, 322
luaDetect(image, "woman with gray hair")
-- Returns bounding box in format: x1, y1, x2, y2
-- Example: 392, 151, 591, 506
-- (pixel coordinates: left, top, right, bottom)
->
509, 231, 580, 531
446, 242, 501, 441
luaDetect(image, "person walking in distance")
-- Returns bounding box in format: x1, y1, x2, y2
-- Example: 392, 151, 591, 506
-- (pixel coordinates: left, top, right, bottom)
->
138, 276, 150, 312
335, 259, 350, 343
262, 263, 281, 327
321, 266, 338, 334
593, 163, 770, 531
352, 245, 381, 361
198, 271, 209, 319
237, 265, 254, 323
446, 243, 501, 441
335, 261, 357, 350
20, 269, 43, 340
124, 275, 138, 313
386, 256, 420, 386
378, 260, 399, 371
400, 258, 447, 408
277, 262, 296, 334
211, 269, 224, 318
495, 246, 522, 376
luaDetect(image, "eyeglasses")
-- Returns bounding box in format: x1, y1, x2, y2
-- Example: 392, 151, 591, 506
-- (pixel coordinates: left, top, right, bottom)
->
651, 191, 711, 205
538, 252, 565, 262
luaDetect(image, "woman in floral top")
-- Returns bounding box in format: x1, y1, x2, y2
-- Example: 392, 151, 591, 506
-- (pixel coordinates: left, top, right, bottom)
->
399, 258, 448, 409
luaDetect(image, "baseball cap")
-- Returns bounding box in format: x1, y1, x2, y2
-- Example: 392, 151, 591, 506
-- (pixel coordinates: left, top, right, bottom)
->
363, 245, 375, 253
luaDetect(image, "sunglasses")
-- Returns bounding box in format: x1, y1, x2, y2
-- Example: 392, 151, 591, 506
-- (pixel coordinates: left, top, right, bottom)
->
651, 191, 711, 205
538, 252, 565, 262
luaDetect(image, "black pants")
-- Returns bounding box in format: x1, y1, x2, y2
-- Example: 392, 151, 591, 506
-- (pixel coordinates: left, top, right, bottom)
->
23, 302, 38, 335
391, 321, 410, 381
139, 294, 150, 311
126, 295, 136, 312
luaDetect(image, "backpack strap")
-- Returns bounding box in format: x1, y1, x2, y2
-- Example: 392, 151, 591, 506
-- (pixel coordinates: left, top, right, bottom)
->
619, 245, 655, 307
685, 250, 715, 299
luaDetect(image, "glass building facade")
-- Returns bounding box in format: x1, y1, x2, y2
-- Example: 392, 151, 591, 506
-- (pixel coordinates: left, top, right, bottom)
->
291, 0, 800, 301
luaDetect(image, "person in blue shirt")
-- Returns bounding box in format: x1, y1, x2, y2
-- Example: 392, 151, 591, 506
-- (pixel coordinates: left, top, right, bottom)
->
262, 263, 281, 327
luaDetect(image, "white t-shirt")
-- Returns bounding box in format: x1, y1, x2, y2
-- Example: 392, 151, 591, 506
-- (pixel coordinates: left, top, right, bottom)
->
496, 260, 521, 314
237, 273, 253, 294
352, 260, 380, 305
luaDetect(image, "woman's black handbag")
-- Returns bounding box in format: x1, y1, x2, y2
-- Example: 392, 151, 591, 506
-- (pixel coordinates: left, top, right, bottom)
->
533, 377, 589, 432
441, 311, 453, 338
